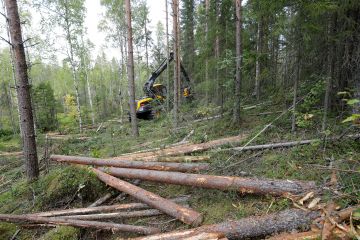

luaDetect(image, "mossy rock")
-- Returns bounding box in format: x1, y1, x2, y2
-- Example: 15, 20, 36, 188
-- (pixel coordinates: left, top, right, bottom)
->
40, 226, 80, 240
0, 222, 17, 239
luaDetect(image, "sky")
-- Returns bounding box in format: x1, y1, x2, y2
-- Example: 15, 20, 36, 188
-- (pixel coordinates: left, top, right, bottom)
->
85, 0, 167, 60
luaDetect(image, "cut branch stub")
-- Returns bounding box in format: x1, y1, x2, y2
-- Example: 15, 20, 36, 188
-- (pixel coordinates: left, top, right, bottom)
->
92, 168, 203, 226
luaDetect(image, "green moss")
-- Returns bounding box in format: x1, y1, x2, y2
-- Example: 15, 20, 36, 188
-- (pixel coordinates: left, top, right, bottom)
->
40, 226, 80, 240
0, 222, 17, 239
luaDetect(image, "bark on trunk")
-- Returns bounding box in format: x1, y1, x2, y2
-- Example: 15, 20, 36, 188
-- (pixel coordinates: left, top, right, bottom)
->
255, 19, 262, 101
30, 196, 189, 217
92, 168, 203, 226
125, 0, 139, 137
233, 0, 242, 123
205, 0, 209, 104
165, 0, 170, 111
0, 214, 159, 235
291, 48, 300, 132
4, 0, 39, 180
113, 135, 246, 161
98, 167, 316, 196
50, 154, 209, 172
157, 156, 210, 162
132, 209, 320, 240
173, 0, 180, 127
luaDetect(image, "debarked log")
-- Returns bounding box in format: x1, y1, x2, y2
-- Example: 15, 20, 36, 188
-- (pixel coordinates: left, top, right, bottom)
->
131, 209, 320, 240
29, 196, 190, 217
50, 154, 209, 172
156, 156, 211, 162
0, 214, 160, 235
98, 167, 316, 196
92, 168, 203, 226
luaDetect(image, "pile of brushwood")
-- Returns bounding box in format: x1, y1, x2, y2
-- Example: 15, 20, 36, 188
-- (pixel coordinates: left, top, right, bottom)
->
0, 134, 358, 239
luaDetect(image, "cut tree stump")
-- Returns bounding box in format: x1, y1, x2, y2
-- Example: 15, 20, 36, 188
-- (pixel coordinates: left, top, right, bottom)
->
98, 167, 315, 196
29, 196, 190, 217
50, 154, 209, 172
0, 214, 160, 235
113, 134, 247, 161
131, 209, 320, 240
92, 168, 203, 226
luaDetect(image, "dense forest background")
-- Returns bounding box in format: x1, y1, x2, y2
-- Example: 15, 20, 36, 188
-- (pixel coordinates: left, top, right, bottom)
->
1, 0, 359, 135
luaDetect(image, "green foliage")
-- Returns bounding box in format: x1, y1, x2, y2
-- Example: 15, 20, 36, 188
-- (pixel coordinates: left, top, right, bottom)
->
0, 222, 17, 240
32, 82, 58, 132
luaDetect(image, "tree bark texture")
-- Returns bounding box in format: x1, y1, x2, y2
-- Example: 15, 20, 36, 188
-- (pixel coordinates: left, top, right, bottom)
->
132, 209, 320, 240
113, 135, 246, 161
233, 0, 242, 123
98, 167, 316, 196
173, 0, 180, 127
291, 48, 300, 132
125, 0, 139, 137
4, 0, 39, 181
50, 154, 209, 172
92, 168, 203, 226
255, 19, 262, 101
0, 214, 160, 235
30, 196, 190, 217
165, 0, 170, 111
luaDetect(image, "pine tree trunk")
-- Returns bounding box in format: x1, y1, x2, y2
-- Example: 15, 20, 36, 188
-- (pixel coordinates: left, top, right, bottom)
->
173, 0, 180, 128
255, 19, 262, 101
205, 0, 209, 104
125, 0, 139, 137
165, 0, 170, 111
291, 49, 300, 133
85, 68, 95, 125
322, 15, 336, 131
233, 0, 242, 123
5, 0, 39, 181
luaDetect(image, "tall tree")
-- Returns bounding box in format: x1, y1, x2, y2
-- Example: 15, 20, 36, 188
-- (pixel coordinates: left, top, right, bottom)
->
125, 0, 139, 137
5, 0, 39, 180
233, 0, 242, 123
173, 0, 180, 127
165, 0, 170, 111
181, 0, 195, 74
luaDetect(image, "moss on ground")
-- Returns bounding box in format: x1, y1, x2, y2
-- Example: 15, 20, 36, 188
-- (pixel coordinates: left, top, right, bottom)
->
40, 226, 80, 240
0, 222, 17, 239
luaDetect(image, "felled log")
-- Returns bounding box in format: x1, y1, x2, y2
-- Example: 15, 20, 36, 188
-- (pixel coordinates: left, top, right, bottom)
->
98, 167, 316, 196
29, 196, 189, 217
0, 151, 23, 157
267, 229, 348, 240
231, 134, 360, 152
132, 209, 320, 240
92, 168, 203, 226
50, 154, 209, 172
156, 156, 210, 162
88, 193, 113, 207
249, 111, 283, 116
0, 214, 160, 235
113, 134, 247, 161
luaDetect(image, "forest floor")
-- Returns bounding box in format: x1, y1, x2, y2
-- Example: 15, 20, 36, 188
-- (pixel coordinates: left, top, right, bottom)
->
0, 101, 359, 239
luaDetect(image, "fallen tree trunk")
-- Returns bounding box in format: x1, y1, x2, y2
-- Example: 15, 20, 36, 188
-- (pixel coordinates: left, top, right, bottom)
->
0, 214, 160, 235
98, 167, 316, 196
131, 209, 320, 240
156, 156, 210, 162
92, 168, 203, 226
29, 196, 189, 217
249, 111, 283, 116
267, 229, 348, 240
88, 193, 112, 207
114, 135, 247, 161
231, 134, 360, 152
50, 154, 208, 172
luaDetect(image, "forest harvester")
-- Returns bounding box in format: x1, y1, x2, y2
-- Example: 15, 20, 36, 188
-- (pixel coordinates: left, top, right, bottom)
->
133, 52, 192, 120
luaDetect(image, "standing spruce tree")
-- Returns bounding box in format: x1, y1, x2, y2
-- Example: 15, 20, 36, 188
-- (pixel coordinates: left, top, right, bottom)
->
125, 0, 139, 137
181, 0, 195, 75
4, 0, 39, 180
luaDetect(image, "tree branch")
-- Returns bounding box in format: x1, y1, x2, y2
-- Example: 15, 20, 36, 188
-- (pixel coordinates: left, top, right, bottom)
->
0, 36, 12, 46
0, 12, 7, 20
